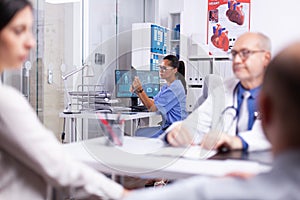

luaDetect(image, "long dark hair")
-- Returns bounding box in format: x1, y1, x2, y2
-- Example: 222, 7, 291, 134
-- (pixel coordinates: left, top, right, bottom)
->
0, 0, 32, 31
163, 54, 179, 69
178, 60, 187, 94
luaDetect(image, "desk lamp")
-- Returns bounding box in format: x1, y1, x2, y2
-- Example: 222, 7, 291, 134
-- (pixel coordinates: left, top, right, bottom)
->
61, 63, 94, 114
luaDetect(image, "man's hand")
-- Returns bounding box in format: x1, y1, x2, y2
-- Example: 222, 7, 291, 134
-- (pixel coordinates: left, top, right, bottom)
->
166, 122, 194, 147
202, 133, 243, 151
224, 172, 255, 179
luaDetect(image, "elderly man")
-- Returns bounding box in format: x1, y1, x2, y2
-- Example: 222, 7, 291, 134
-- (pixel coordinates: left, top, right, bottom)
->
164, 32, 272, 151
124, 41, 300, 200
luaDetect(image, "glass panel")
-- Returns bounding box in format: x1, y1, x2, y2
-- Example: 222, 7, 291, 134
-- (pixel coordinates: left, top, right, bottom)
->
83, 0, 117, 139
31, 0, 82, 140
85, 0, 117, 92
84, 0, 149, 139
117, 0, 145, 71
28, 0, 156, 141
85, 0, 149, 95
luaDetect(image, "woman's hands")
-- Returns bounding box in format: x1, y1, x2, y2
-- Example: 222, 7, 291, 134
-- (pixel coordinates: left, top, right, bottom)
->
129, 76, 156, 111
130, 76, 143, 93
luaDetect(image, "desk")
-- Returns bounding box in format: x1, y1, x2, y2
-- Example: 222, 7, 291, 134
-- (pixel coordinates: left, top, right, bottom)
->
212, 150, 273, 165
63, 137, 272, 180
60, 112, 157, 142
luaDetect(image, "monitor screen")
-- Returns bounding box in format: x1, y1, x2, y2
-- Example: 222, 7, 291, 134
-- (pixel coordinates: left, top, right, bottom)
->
115, 70, 160, 98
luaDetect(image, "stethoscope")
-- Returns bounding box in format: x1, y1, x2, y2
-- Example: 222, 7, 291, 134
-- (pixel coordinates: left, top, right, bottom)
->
219, 83, 260, 133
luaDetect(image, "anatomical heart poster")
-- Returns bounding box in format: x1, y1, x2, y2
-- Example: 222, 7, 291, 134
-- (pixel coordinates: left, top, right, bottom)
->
207, 0, 250, 56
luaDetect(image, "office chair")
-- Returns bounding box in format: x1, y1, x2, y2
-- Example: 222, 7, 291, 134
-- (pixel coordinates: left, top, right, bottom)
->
193, 74, 223, 110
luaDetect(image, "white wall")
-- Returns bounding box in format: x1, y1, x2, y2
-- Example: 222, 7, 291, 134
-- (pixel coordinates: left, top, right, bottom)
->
251, 0, 300, 55
182, 0, 206, 44
178, 0, 300, 55
173, 0, 300, 110
158, 0, 184, 27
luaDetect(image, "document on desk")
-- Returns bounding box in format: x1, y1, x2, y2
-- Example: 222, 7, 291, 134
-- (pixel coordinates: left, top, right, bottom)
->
150, 145, 217, 160
115, 136, 164, 154
115, 137, 216, 159
166, 159, 272, 177
111, 137, 216, 159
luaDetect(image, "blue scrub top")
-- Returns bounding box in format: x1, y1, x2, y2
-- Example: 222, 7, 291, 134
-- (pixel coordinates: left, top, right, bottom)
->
152, 79, 187, 137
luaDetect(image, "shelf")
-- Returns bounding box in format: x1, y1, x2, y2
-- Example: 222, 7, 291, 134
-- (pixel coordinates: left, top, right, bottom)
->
189, 55, 229, 60
150, 52, 165, 55
169, 12, 180, 59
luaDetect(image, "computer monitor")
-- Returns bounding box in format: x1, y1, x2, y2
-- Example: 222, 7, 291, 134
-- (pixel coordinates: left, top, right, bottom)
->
115, 69, 160, 98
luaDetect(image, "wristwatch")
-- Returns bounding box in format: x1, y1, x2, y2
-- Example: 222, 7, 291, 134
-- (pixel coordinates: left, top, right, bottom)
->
135, 88, 144, 94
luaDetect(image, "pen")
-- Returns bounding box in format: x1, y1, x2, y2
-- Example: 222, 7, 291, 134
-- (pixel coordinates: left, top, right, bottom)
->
116, 113, 121, 124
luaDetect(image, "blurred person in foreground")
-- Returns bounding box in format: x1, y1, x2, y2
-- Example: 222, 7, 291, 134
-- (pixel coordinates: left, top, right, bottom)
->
0, 0, 127, 199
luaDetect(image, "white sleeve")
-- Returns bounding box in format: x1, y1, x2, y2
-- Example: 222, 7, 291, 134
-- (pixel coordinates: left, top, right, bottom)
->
0, 86, 123, 199
183, 81, 226, 143
160, 79, 226, 144
185, 96, 213, 135
239, 120, 271, 151
159, 96, 214, 144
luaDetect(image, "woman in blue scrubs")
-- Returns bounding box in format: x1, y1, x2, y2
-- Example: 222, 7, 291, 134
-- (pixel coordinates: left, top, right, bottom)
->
131, 55, 187, 137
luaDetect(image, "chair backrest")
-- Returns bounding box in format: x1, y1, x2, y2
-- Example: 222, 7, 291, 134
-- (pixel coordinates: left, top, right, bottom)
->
193, 74, 223, 110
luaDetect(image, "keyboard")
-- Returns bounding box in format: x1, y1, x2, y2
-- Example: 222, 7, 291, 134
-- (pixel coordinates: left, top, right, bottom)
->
112, 106, 132, 112
130, 105, 148, 112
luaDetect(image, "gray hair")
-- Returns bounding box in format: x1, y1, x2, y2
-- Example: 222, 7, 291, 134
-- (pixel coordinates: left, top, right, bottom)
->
255, 32, 272, 52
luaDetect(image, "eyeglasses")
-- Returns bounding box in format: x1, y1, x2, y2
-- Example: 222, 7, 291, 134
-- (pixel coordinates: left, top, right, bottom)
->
230, 49, 265, 61
158, 65, 174, 72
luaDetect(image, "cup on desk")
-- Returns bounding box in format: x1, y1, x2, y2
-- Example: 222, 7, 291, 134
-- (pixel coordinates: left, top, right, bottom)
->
105, 122, 124, 146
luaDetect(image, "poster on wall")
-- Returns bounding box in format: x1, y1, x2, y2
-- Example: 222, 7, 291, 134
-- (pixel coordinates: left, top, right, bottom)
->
207, 0, 251, 56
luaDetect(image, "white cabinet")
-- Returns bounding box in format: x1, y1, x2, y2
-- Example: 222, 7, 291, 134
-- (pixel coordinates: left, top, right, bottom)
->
186, 57, 232, 112
186, 59, 211, 112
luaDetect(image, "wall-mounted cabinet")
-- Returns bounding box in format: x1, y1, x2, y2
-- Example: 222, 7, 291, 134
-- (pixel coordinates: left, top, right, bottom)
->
132, 23, 168, 71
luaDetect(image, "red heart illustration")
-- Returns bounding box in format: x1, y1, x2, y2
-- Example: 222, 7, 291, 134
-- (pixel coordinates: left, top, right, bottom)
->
211, 24, 229, 52
226, 0, 244, 26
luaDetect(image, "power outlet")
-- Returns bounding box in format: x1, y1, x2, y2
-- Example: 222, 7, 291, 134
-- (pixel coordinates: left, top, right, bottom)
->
95, 53, 105, 65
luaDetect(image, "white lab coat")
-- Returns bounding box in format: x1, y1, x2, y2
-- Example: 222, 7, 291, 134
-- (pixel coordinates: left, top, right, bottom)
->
165, 77, 271, 151
0, 83, 123, 199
